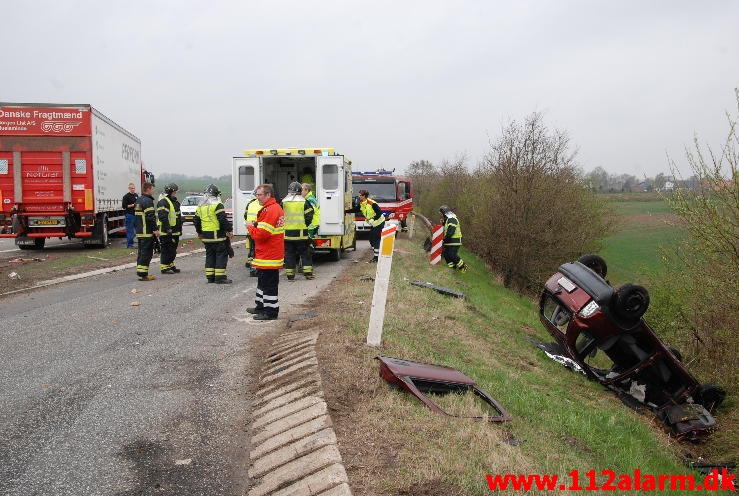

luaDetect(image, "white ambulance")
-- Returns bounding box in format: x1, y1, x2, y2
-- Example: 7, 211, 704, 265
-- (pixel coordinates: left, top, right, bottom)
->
232, 147, 355, 261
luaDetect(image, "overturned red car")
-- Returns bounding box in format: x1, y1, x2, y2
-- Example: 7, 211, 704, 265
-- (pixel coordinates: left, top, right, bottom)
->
538, 255, 725, 441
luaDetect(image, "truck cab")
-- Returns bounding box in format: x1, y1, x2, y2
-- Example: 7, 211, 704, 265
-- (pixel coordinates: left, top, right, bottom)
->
232, 147, 355, 261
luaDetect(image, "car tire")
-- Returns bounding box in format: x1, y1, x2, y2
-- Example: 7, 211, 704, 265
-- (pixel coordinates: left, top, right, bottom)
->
578, 254, 608, 278
696, 383, 726, 410
613, 283, 650, 321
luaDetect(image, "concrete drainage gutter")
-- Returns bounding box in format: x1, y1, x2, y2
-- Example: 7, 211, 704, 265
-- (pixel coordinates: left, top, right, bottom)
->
248, 330, 352, 496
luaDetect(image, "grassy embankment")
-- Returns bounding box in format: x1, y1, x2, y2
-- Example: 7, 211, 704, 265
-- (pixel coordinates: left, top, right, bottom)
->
309, 228, 730, 495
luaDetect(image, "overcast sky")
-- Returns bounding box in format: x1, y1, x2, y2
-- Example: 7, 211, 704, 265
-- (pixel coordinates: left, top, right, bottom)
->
3, 0, 738, 178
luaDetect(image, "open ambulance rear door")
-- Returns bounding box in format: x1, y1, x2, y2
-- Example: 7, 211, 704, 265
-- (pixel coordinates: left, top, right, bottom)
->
315, 155, 346, 236
232, 156, 261, 236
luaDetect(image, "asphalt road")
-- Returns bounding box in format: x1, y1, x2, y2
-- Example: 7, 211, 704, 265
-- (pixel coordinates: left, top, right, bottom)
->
0, 241, 366, 495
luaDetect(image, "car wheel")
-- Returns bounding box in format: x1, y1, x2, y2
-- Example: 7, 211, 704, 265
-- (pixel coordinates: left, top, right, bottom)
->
613, 283, 650, 321
696, 383, 726, 410
578, 254, 607, 278
667, 346, 683, 362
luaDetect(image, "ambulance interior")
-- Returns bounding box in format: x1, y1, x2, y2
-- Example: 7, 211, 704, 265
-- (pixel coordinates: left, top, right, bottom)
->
260, 157, 317, 198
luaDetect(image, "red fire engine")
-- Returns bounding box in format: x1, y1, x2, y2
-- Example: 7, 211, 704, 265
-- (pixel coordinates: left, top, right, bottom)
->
351, 170, 413, 232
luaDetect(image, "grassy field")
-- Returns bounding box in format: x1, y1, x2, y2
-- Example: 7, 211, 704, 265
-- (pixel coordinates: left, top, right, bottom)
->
306, 236, 729, 495
599, 199, 684, 285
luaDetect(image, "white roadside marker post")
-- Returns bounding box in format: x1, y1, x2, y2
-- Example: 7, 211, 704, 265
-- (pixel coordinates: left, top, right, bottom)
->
408, 213, 416, 239
367, 223, 398, 347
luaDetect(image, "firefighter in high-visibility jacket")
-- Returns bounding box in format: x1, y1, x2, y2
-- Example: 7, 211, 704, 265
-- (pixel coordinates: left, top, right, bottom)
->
156, 183, 183, 274
134, 182, 160, 281
439, 205, 467, 272
194, 184, 233, 284
282, 182, 316, 280
243, 196, 261, 277
247, 184, 285, 321
346, 189, 385, 262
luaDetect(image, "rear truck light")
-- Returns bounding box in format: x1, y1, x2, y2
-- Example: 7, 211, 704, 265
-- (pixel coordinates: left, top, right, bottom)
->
314, 239, 330, 247
579, 300, 600, 318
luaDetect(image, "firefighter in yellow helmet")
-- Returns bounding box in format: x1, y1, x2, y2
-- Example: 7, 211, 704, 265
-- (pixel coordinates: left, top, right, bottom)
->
282, 181, 316, 280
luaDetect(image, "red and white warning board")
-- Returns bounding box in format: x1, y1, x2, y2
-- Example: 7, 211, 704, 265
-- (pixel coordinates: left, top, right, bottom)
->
429, 224, 443, 265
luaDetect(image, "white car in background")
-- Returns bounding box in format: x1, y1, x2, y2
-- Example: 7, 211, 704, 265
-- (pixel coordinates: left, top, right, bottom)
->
180, 194, 203, 223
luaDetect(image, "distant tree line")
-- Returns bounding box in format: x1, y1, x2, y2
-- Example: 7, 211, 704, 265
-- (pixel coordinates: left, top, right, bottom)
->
584, 167, 700, 193
156, 173, 232, 198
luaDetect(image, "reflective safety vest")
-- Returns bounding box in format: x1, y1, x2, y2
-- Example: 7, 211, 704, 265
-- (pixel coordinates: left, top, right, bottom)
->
196, 203, 226, 242
157, 196, 181, 236
304, 192, 320, 229
361, 198, 384, 227
283, 195, 310, 240
244, 198, 261, 225
444, 215, 462, 246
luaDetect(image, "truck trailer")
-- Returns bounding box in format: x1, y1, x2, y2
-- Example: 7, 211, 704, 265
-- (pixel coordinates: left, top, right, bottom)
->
0, 103, 153, 249
232, 147, 355, 261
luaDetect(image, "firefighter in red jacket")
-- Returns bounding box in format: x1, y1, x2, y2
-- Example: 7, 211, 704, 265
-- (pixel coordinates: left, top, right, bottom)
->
246, 184, 285, 321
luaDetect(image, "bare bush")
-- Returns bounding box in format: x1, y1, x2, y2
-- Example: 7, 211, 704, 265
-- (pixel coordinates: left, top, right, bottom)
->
476, 113, 611, 291
650, 89, 738, 386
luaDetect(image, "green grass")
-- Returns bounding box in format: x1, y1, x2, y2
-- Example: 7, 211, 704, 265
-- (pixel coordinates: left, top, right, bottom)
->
599, 200, 685, 285
330, 237, 718, 494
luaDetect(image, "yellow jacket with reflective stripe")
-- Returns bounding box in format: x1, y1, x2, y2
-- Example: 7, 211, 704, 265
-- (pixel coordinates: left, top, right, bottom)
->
361, 198, 384, 227
156, 196, 182, 236
443, 215, 462, 246
244, 198, 261, 225
282, 194, 313, 240
196, 203, 227, 242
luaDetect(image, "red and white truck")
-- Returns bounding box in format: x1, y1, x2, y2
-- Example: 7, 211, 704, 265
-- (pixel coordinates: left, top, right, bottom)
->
351, 170, 413, 231
0, 103, 153, 249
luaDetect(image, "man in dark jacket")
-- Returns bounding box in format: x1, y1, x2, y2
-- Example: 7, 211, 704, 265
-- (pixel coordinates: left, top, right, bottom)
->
157, 183, 183, 274
134, 182, 160, 280
122, 183, 138, 248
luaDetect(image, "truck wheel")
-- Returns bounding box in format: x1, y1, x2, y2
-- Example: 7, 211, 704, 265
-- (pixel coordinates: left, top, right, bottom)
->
350, 235, 356, 251
578, 254, 607, 278
16, 238, 44, 250
613, 283, 649, 321
100, 214, 109, 247
33, 238, 46, 249
696, 383, 726, 410
330, 248, 341, 262
84, 214, 108, 248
